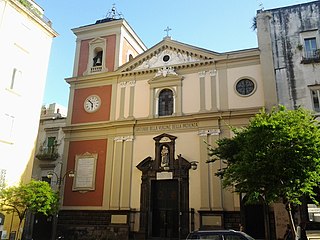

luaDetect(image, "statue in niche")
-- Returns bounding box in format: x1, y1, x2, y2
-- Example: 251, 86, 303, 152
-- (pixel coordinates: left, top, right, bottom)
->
160, 145, 169, 168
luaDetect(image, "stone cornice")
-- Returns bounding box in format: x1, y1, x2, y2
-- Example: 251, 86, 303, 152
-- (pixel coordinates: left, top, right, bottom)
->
63, 107, 262, 135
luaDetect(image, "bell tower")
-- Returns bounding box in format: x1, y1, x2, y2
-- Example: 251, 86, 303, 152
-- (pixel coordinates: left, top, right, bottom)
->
71, 5, 147, 77
66, 5, 147, 125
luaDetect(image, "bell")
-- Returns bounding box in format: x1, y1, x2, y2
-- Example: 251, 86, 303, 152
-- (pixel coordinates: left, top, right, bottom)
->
96, 57, 102, 65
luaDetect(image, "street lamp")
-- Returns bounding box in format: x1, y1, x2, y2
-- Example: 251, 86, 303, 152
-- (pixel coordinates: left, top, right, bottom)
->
190, 161, 199, 170
47, 170, 75, 191
47, 168, 74, 240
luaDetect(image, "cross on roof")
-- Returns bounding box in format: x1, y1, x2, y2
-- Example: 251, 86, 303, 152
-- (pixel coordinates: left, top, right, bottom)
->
105, 4, 122, 20
164, 26, 172, 37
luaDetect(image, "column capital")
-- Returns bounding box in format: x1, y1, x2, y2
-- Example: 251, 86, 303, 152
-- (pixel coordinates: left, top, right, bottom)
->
198, 129, 221, 136
209, 69, 217, 77
114, 136, 134, 142
198, 71, 206, 78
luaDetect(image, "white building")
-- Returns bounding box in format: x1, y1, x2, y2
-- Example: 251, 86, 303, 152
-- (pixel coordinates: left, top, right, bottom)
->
0, 0, 57, 238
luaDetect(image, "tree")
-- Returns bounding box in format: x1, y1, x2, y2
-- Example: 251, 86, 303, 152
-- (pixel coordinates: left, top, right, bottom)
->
0, 180, 58, 240
208, 105, 320, 239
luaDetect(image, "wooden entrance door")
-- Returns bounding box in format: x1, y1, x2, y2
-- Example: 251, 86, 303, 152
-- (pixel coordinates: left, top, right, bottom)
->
151, 180, 179, 239
244, 203, 265, 239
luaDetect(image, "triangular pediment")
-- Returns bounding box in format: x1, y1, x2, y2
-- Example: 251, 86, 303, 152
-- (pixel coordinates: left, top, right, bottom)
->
90, 37, 105, 45
134, 49, 201, 70
118, 37, 220, 73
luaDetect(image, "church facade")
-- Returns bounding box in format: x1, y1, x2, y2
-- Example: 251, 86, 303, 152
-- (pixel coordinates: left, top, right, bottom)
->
59, 11, 277, 240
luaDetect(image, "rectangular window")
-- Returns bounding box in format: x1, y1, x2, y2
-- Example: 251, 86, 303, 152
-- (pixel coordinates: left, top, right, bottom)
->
0, 113, 15, 142
47, 137, 56, 147
304, 38, 318, 59
311, 89, 320, 112
10, 68, 22, 90
47, 136, 56, 154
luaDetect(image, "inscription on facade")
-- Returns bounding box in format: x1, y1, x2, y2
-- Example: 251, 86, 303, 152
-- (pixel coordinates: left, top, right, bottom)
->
156, 171, 173, 180
73, 153, 97, 191
135, 122, 198, 132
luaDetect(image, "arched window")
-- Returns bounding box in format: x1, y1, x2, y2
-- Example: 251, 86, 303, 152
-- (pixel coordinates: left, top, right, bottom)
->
158, 89, 173, 116
93, 49, 103, 66
85, 38, 107, 75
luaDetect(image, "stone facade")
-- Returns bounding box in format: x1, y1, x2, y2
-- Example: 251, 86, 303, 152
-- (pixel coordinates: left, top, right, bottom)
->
257, 1, 320, 111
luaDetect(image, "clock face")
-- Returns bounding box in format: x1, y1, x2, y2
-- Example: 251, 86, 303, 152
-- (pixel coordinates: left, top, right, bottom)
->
84, 95, 101, 113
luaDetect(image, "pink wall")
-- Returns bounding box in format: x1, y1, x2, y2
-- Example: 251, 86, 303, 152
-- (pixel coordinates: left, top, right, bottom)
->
63, 139, 107, 206
77, 35, 117, 76
71, 85, 112, 124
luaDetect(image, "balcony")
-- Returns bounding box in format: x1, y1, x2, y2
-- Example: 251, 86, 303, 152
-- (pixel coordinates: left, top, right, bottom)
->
36, 145, 59, 161
90, 66, 103, 73
301, 50, 320, 64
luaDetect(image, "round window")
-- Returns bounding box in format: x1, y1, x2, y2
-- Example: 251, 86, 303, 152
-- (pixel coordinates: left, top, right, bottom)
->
235, 79, 255, 96
163, 55, 170, 62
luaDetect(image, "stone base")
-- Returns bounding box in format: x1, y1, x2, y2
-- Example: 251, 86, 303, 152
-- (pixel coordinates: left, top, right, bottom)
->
57, 210, 130, 240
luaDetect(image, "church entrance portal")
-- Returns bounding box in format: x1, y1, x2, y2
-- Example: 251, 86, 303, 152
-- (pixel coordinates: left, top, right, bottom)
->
151, 180, 179, 239
136, 133, 192, 239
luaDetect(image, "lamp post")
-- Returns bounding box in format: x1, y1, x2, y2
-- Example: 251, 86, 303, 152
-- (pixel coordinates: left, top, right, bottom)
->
47, 167, 74, 240
47, 170, 75, 192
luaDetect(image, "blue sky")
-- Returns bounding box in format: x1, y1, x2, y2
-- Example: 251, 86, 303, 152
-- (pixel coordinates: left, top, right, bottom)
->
37, 0, 312, 107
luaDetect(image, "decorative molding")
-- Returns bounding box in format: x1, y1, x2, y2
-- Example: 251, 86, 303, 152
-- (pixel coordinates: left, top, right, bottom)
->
128, 80, 136, 87
119, 82, 127, 88
154, 66, 177, 78
159, 136, 171, 143
120, 80, 136, 88
198, 71, 206, 78
135, 49, 201, 70
209, 69, 217, 77
114, 136, 134, 142
198, 129, 221, 136
125, 136, 134, 142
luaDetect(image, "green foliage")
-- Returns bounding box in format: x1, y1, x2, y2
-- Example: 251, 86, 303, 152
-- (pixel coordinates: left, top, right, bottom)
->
19, 0, 42, 18
251, 16, 257, 31
208, 105, 320, 206
0, 180, 58, 222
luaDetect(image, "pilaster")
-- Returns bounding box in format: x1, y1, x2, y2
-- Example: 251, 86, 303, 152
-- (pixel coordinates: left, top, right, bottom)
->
128, 81, 136, 119
120, 136, 134, 209
209, 70, 218, 111
118, 82, 126, 120
199, 71, 206, 112
198, 129, 222, 210
110, 137, 124, 209
218, 66, 228, 111
149, 88, 155, 118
